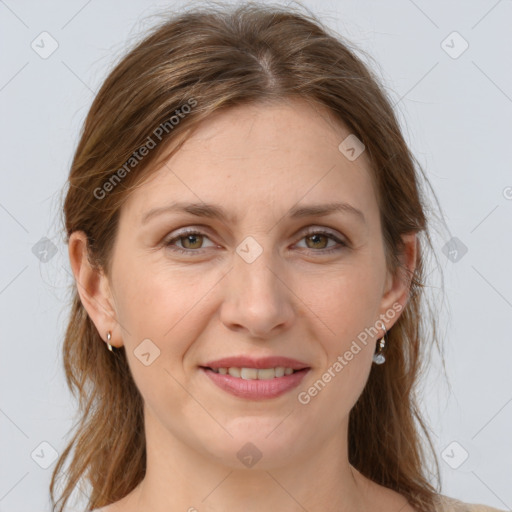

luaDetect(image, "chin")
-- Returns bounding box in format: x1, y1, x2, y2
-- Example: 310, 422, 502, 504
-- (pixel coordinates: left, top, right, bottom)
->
197, 417, 310, 469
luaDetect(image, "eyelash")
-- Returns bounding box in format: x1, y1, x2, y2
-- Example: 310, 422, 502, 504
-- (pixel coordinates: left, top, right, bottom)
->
163, 227, 348, 256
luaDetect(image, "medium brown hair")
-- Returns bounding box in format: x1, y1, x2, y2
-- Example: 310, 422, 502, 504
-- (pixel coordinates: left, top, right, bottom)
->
52, 2, 447, 510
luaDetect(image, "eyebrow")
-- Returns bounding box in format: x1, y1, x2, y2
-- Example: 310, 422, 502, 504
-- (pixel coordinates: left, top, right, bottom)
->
141, 201, 366, 225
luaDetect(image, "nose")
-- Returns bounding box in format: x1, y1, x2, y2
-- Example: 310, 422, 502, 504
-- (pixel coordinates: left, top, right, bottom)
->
220, 248, 295, 339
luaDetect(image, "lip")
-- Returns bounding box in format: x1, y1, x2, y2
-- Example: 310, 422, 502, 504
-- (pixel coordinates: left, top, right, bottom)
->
202, 356, 310, 370
201, 367, 310, 400
200, 355, 311, 400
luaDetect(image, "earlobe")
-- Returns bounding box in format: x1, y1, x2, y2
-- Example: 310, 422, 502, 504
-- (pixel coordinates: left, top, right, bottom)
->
68, 231, 119, 347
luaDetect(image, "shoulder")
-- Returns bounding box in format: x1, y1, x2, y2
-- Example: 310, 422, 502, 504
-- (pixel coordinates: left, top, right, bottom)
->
434, 494, 507, 512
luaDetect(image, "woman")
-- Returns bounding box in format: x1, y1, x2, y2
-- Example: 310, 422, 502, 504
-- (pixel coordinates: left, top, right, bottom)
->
51, 2, 506, 511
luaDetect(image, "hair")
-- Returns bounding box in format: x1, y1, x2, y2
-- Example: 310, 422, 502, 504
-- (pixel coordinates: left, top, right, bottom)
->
51, 2, 449, 511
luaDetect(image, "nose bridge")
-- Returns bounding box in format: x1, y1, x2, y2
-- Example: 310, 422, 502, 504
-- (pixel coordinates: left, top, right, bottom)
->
234, 240, 283, 306
236, 244, 279, 297
221, 237, 293, 337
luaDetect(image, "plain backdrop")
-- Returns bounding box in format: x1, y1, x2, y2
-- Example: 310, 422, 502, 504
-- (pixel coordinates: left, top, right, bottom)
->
1, 0, 511, 511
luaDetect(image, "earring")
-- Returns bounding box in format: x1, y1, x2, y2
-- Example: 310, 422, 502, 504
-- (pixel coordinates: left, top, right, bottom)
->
106, 331, 113, 352
373, 326, 387, 365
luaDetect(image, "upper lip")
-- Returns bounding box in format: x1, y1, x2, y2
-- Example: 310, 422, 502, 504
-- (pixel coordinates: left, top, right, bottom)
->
202, 356, 310, 370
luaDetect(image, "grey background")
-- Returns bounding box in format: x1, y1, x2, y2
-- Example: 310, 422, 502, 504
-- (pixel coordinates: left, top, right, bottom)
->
1, 0, 511, 511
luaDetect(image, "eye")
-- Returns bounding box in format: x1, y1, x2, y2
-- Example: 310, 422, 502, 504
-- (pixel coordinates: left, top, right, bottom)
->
163, 227, 348, 256
294, 228, 347, 254
164, 228, 216, 254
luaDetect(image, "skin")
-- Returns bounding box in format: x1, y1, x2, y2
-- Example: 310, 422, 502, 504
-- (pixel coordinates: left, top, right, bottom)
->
69, 97, 417, 512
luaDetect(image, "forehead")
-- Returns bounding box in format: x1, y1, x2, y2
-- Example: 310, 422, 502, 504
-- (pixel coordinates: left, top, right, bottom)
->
121, 98, 378, 225
177, 97, 364, 166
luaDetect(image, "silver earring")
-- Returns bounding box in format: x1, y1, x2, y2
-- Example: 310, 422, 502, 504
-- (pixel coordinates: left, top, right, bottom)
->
373, 326, 387, 365
106, 331, 113, 352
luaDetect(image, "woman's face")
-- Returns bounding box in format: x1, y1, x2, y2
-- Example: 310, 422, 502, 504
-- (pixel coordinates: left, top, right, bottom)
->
85, 98, 415, 469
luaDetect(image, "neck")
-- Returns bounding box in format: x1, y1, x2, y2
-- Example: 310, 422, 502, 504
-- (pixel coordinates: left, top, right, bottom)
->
127, 408, 371, 512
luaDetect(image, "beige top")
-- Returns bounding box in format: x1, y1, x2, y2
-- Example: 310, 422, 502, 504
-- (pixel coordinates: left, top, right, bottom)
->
435, 495, 508, 512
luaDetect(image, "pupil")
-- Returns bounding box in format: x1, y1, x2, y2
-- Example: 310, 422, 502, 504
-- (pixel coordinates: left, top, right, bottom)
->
309, 234, 325, 248
184, 234, 201, 248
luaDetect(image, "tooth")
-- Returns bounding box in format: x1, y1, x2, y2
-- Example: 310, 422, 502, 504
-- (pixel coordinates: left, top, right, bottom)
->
221, 366, 297, 378
275, 366, 285, 377
240, 367, 258, 379
257, 368, 276, 380
228, 367, 241, 377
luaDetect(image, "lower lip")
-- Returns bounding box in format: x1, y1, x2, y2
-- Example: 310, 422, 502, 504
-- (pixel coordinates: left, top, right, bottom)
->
201, 367, 310, 400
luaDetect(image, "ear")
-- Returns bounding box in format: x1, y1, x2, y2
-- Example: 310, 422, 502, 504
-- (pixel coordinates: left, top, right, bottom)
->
68, 231, 122, 348
378, 232, 417, 328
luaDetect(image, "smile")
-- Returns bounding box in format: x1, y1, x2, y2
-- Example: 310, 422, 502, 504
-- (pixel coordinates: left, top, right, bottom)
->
200, 366, 310, 399
209, 366, 297, 379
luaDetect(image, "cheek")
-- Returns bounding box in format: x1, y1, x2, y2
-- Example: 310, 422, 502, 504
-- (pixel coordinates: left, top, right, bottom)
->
303, 263, 383, 343
113, 252, 186, 334
297, 265, 381, 406
111, 265, 203, 416
113, 258, 217, 365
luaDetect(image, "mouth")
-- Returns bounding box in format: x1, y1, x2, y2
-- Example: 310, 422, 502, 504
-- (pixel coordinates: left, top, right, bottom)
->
199, 366, 310, 399
200, 366, 306, 379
